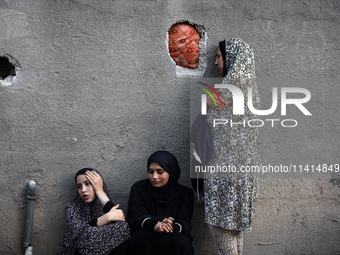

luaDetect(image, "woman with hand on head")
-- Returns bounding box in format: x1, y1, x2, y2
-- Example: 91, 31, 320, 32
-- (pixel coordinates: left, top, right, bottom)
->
127, 150, 194, 255
60, 168, 130, 255
204, 38, 260, 255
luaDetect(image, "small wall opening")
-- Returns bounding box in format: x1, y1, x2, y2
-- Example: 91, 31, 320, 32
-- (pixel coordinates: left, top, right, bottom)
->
169, 22, 200, 69
0, 54, 21, 86
168, 21, 207, 77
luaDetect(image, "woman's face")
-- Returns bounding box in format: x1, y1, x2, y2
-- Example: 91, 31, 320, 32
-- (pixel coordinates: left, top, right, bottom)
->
76, 174, 96, 203
148, 162, 170, 188
215, 46, 224, 76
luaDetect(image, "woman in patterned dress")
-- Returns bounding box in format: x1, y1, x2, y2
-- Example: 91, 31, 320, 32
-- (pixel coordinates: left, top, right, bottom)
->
205, 38, 260, 255
60, 168, 130, 255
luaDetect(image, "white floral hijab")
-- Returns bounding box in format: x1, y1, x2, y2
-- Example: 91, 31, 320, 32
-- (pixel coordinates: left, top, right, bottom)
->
224, 38, 256, 86
225, 38, 254, 77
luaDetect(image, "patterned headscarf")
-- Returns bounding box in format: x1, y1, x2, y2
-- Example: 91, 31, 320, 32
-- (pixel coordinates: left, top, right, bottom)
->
60, 169, 130, 255
223, 38, 256, 81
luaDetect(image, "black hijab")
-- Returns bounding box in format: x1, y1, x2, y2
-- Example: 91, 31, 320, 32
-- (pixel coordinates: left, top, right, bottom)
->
219, 39, 237, 77
147, 150, 181, 206
218, 40, 227, 76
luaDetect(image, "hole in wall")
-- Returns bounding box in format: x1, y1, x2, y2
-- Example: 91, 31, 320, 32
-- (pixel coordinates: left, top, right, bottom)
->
0, 54, 21, 86
169, 22, 200, 69
168, 21, 207, 77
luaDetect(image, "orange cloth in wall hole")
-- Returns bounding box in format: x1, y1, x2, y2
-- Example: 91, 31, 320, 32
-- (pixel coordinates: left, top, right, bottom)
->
169, 23, 200, 69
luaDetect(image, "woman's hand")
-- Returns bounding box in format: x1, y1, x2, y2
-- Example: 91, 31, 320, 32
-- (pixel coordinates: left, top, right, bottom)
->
107, 204, 125, 222
162, 217, 174, 233
86, 171, 104, 193
154, 217, 174, 233
97, 204, 125, 226
207, 89, 228, 111
85, 170, 109, 204
154, 222, 167, 233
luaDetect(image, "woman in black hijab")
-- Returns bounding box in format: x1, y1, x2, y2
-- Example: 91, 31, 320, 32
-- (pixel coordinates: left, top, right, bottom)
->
127, 151, 194, 255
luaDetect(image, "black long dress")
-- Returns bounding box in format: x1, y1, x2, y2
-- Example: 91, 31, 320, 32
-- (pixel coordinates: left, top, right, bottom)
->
127, 151, 194, 255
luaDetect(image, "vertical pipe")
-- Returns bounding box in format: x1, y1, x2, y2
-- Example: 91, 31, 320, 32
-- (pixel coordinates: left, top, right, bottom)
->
23, 180, 37, 253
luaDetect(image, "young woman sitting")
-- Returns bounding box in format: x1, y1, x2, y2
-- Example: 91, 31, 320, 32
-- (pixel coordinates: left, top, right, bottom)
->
60, 168, 130, 255
127, 151, 194, 255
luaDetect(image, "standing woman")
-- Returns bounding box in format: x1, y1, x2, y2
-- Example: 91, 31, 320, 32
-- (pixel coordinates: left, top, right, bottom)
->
60, 168, 130, 255
205, 38, 260, 254
127, 150, 194, 255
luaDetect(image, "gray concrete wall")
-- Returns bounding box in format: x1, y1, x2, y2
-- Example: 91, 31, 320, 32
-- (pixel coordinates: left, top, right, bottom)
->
0, 0, 339, 254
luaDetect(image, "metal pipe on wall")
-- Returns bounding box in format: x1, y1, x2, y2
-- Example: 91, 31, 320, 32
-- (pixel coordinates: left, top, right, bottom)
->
23, 180, 37, 255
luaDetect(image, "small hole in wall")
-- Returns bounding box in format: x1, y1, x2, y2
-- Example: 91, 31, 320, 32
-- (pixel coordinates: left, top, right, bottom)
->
0, 54, 21, 86
168, 21, 207, 77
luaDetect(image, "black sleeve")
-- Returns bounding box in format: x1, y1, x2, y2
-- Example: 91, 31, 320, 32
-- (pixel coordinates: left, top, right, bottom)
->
139, 216, 164, 231
127, 180, 157, 233
103, 201, 115, 213
172, 186, 194, 234
88, 218, 98, 227
88, 201, 116, 226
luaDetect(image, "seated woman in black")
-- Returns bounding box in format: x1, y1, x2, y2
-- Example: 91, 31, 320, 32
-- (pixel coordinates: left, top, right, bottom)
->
127, 150, 194, 255
60, 168, 130, 255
